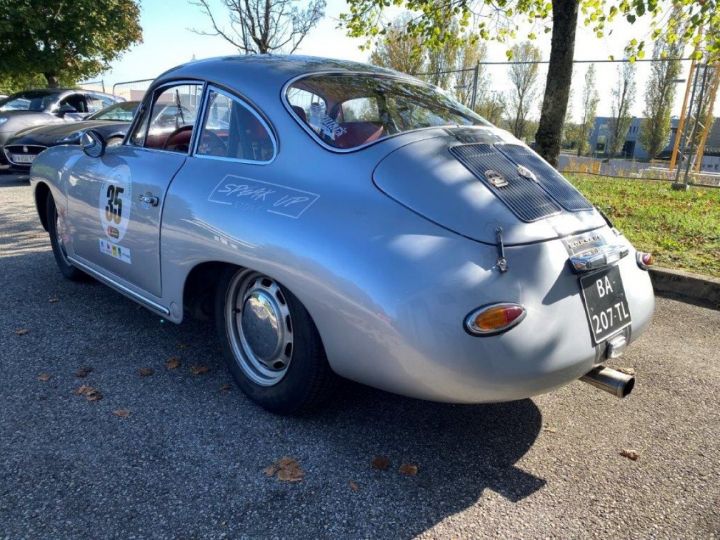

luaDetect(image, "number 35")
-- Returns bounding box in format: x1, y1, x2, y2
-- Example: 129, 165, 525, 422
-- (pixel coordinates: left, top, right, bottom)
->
105, 185, 124, 224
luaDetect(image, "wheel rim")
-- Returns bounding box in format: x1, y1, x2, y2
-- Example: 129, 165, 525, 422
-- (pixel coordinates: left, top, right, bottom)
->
54, 208, 71, 265
225, 271, 293, 386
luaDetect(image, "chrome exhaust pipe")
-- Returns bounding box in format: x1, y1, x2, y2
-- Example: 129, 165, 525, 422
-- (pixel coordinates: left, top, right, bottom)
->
580, 366, 635, 398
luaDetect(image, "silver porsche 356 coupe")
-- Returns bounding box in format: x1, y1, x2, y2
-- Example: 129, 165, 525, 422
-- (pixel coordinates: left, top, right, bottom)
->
30, 56, 655, 413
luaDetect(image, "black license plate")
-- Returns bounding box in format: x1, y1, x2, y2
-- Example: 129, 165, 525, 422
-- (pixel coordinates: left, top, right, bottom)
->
580, 265, 632, 344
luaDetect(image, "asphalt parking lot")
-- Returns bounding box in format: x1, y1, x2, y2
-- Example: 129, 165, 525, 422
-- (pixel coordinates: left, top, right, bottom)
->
1, 173, 719, 539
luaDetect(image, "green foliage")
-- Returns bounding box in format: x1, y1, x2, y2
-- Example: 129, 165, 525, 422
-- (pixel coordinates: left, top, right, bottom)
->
507, 41, 541, 140
609, 62, 636, 156
0, 0, 142, 87
568, 174, 720, 277
639, 37, 683, 160
576, 64, 599, 156
341, 1, 719, 62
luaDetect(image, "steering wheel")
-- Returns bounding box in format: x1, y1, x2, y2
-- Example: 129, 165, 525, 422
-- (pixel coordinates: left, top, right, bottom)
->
162, 125, 194, 152
197, 130, 227, 156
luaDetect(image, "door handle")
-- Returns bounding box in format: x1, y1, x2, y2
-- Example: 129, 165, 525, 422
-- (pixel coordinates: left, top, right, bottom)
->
138, 192, 159, 207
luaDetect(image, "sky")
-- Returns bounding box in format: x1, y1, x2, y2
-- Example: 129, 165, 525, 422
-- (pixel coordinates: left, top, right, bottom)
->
101, 0, 703, 119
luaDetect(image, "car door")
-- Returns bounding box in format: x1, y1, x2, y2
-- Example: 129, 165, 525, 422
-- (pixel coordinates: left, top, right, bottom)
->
65, 81, 205, 298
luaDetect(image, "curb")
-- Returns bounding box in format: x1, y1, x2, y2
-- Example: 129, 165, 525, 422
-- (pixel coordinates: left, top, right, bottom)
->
649, 267, 720, 311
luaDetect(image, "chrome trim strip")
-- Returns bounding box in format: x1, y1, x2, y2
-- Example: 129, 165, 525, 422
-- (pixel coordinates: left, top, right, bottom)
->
569, 244, 629, 273
68, 256, 170, 315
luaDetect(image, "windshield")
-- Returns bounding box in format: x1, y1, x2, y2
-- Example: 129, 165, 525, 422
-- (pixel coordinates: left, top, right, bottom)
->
89, 101, 139, 121
286, 73, 489, 150
0, 90, 60, 112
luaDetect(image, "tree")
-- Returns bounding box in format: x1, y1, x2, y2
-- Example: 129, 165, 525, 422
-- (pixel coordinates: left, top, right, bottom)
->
340, 0, 720, 166
506, 41, 541, 140
191, 0, 325, 55
369, 15, 426, 75
425, 23, 460, 89
0, 0, 142, 88
576, 64, 599, 156
455, 39, 487, 107
475, 91, 506, 126
608, 62, 636, 157
639, 40, 683, 160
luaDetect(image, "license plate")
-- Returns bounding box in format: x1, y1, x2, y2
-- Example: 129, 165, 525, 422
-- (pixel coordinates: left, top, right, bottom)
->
580, 265, 632, 344
11, 153, 35, 164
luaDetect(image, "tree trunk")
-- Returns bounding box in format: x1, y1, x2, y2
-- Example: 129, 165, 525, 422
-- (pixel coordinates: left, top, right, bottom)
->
44, 73, 60, 88
535, 0, 579, 166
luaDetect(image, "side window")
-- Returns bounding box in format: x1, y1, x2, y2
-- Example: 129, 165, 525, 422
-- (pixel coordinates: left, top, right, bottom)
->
130, 83, 203, 152
86, 95, 105, 114
196, 89, 275, 162
58, 93, 87, 113
341, 97, 380, 122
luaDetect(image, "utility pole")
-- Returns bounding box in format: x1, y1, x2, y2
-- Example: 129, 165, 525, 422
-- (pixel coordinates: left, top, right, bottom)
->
470, 62, 479, 110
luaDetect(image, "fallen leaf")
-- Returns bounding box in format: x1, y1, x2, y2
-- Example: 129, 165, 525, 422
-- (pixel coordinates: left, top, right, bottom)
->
14, 328, 29, 336
74, 385, 102, 402
138, 367, 154, 377
75, 366, 93, 378
190, 364, 209, 375
620, 449, 640, 461
543, 424, 558, 433
37, 373, 51, 382
165, 357, 181, 370
617, 367, 636, 376
48, 297, 59, 303
113, 409, 130, 418
265, 457, 304, 482
349, 481, 359, 492
219, 384, 232, 392
399, 463, 418, 476
371, 456, 390, 471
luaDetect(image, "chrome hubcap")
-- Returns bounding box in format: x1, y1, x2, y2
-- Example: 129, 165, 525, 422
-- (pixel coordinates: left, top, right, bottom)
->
226, 271, 293, 386
55, 210, 70, 264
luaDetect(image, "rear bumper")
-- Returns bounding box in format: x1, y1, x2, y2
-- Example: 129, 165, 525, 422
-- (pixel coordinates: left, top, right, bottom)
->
319, 229, 654, 403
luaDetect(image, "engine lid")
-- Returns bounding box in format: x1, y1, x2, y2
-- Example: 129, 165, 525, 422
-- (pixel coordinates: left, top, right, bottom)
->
372, 128, 606, 245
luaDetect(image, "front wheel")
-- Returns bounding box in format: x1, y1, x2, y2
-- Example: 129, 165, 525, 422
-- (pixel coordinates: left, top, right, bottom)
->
215, 268, 336, 414
46, 192, 86, 281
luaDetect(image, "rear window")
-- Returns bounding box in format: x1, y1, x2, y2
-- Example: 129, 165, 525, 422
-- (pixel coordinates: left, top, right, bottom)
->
286, 73, 488, 150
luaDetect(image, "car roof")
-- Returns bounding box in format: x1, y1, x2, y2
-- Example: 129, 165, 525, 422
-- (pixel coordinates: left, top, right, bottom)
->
152, 55, 416, 117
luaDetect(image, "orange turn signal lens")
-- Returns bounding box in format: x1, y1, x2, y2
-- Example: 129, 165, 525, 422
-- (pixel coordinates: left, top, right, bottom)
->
636, 251, 654, 270
465, 303, 526, 336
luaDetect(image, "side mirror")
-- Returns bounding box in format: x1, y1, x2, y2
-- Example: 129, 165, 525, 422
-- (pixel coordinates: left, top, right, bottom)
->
81, 130, 106, 158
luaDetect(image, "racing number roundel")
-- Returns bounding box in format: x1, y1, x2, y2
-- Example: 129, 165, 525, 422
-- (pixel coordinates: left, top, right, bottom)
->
98, 168, 132, 242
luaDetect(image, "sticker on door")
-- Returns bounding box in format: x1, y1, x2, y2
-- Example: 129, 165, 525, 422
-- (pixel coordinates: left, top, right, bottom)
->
98, 168, 132, 241
99, 239, 132, 264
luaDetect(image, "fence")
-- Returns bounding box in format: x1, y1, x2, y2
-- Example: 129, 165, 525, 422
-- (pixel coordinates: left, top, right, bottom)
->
412, 57, 719, 138
112, 78, 154, 101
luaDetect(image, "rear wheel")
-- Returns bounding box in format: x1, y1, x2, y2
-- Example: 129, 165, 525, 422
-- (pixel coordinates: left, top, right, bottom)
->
46, 192, 86, 281
215, 268, 336, 414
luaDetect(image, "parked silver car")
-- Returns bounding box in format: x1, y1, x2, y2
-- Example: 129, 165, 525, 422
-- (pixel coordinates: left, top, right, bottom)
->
29, 55, 655, 414
0, 88, 123, 166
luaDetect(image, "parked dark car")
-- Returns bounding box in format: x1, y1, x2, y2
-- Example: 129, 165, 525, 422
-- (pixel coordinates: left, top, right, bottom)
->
4, 101, 139, 172
0, 88, 123, 167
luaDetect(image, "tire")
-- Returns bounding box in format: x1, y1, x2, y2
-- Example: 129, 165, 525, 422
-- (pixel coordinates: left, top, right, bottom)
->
215, 267, 336, 414
46, 192, 86, 281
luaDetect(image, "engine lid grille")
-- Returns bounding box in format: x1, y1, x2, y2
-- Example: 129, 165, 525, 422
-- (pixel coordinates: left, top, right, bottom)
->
449, 143, 562, 222
496, 144, 593, 212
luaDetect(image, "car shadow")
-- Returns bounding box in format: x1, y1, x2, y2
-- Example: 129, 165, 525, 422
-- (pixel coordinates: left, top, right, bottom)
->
1, 247, 546, 539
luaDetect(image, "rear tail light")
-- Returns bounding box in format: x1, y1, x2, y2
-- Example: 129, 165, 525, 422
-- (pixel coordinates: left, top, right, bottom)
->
636, 251, 654, 270
465, 303, 526, 336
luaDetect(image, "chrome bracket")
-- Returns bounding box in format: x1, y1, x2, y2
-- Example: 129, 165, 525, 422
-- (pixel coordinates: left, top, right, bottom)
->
495, 227, 508, 273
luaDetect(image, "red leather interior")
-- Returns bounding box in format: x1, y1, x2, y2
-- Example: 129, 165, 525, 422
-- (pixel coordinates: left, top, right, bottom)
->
334, 122, 384, 149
